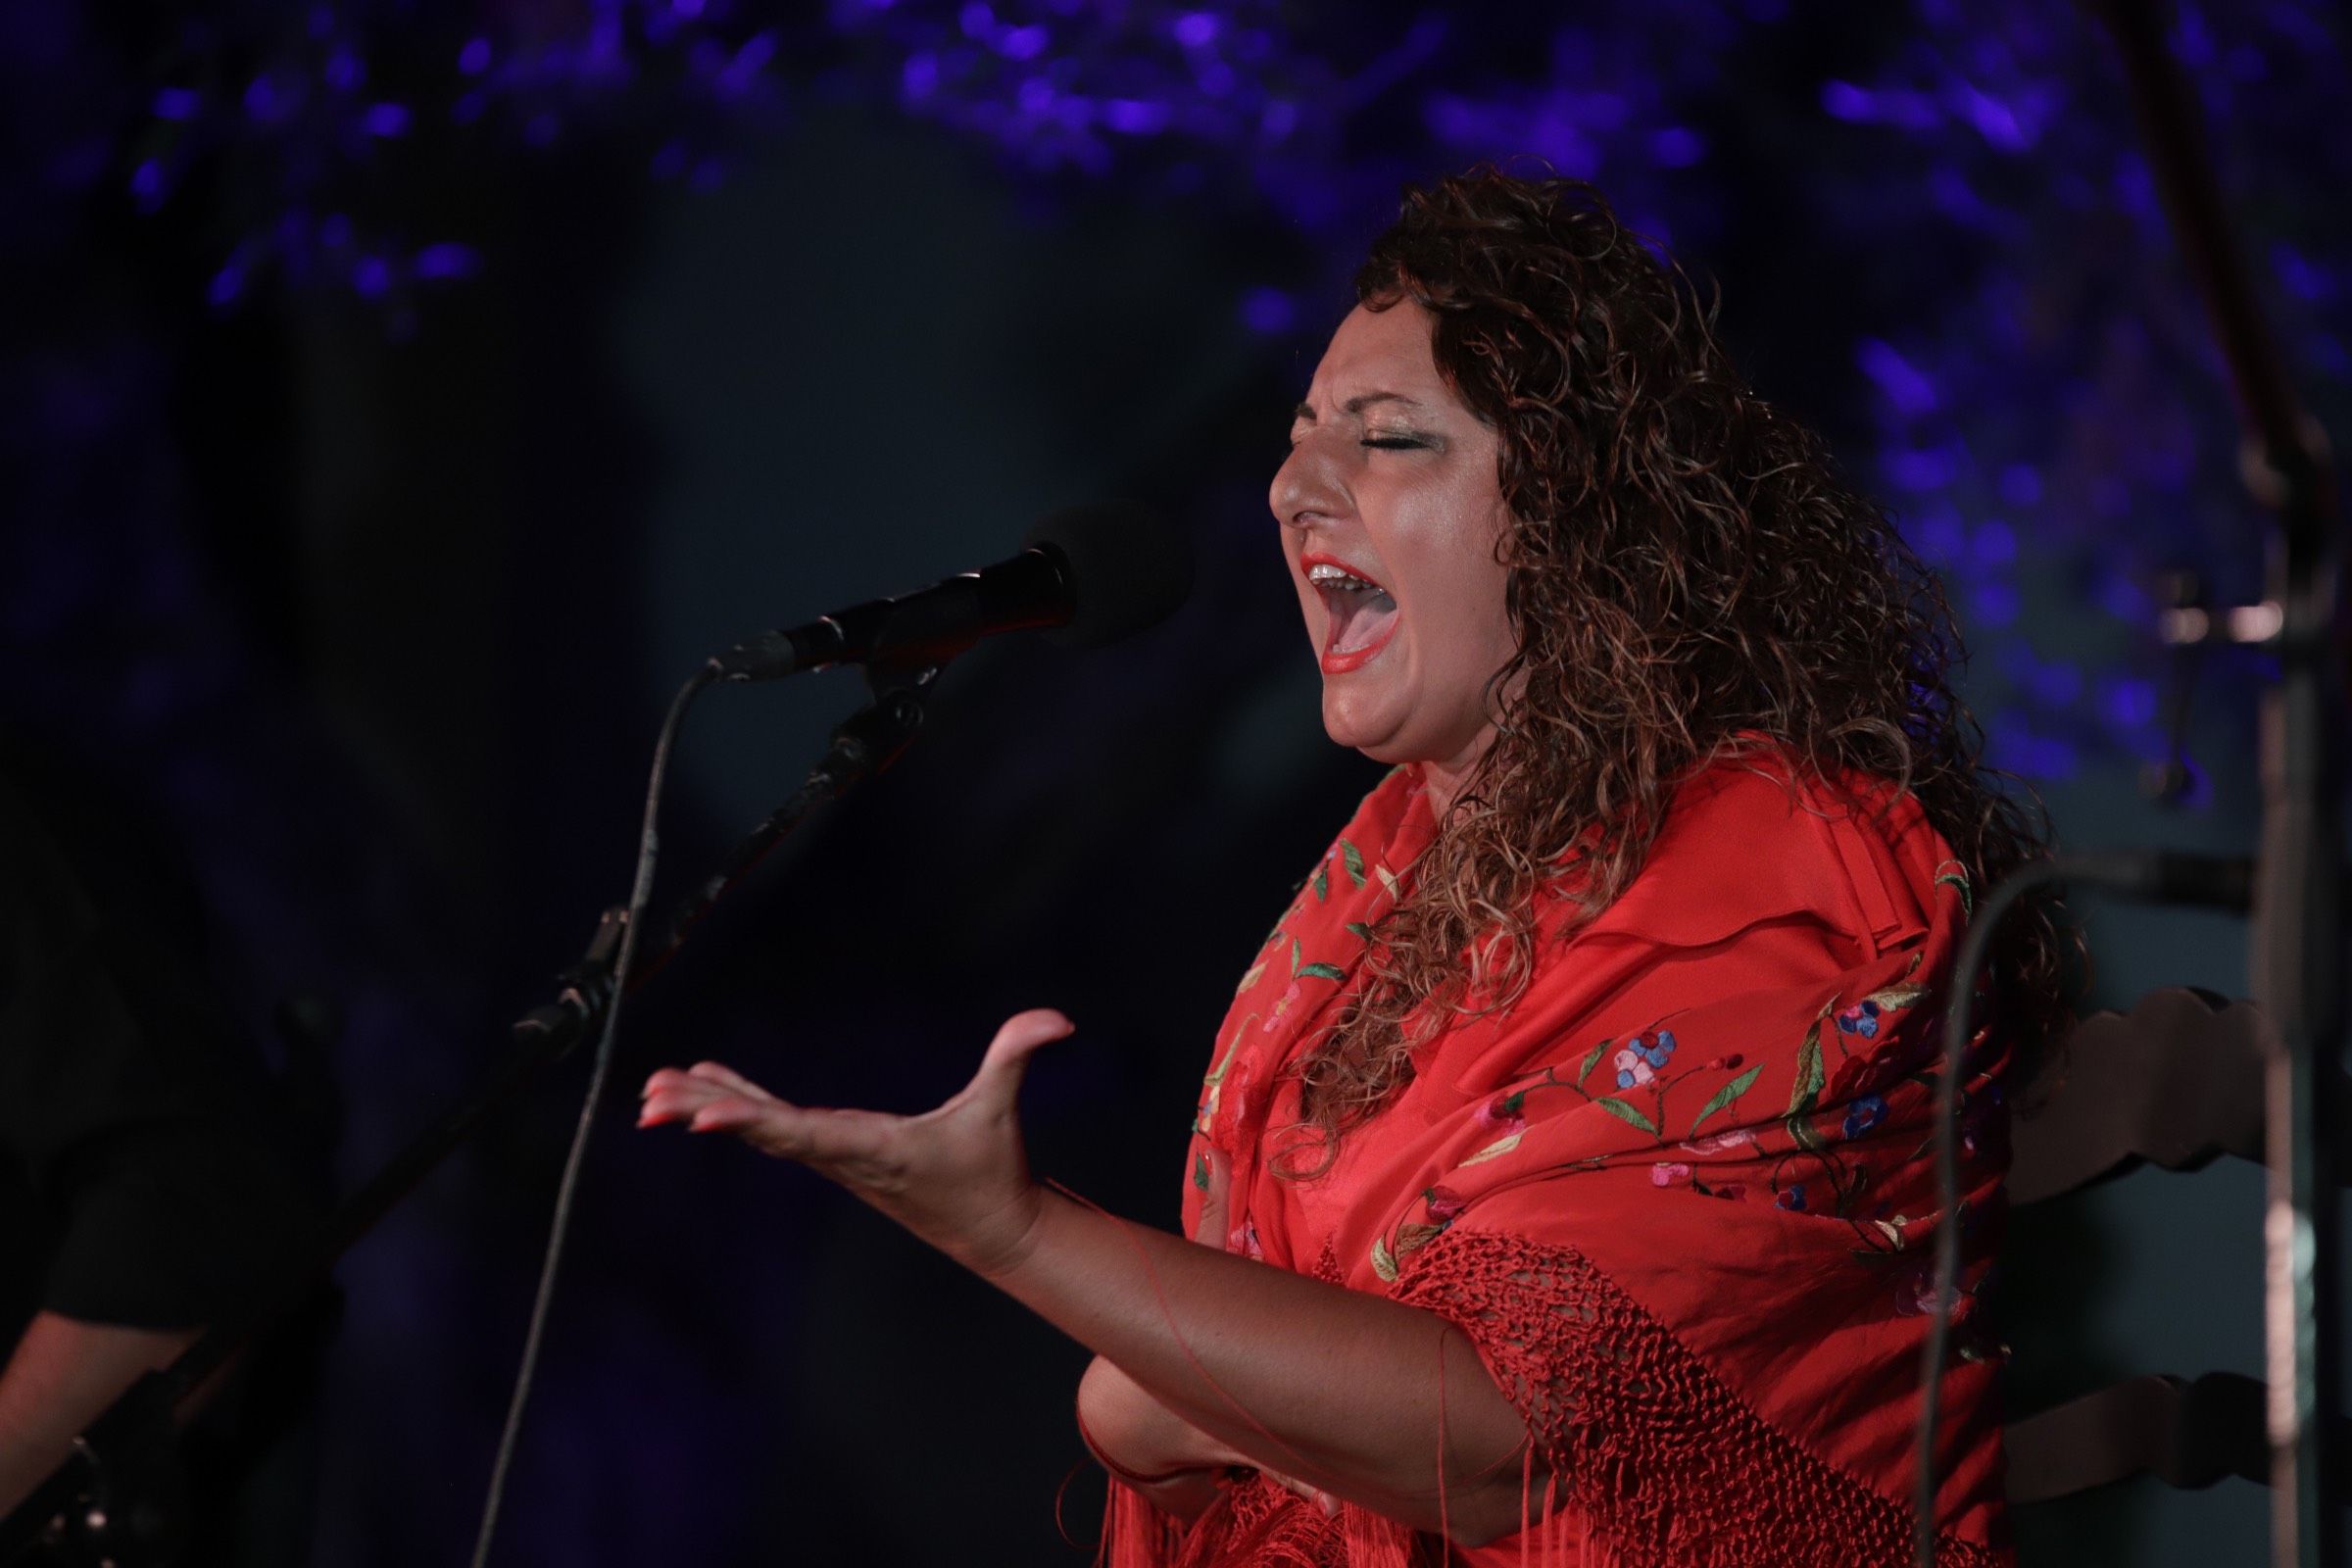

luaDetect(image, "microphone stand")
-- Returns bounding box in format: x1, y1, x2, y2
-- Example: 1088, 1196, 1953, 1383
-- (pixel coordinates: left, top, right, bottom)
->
0, 662, 941, 1568
2090, 4, 2345, 1563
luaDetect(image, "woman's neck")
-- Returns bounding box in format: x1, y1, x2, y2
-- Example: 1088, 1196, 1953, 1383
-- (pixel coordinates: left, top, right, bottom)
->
1416, 724, 1500, 819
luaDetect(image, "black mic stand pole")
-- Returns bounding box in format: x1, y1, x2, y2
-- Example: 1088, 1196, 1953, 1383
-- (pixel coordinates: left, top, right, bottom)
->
0, 662, 940, 1568
2090, 4, 2345, 1563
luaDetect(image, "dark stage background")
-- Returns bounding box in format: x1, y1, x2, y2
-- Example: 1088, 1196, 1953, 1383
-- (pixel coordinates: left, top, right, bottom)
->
2, 2, 2346, 1564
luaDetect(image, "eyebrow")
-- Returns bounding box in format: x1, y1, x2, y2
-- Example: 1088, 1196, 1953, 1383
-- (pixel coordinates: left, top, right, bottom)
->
1291, 391, 1428, 422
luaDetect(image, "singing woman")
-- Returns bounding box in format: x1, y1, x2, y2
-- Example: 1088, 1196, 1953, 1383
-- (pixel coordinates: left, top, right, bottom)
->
640, 169, 2067, 1566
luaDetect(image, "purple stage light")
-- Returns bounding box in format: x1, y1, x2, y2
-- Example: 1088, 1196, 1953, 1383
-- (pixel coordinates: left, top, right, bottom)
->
1103, 99, 1170, 134
1856, 339, 1939, 418
1649, 126, 1705, 167
1174, 12, 1219, 48
412, 243, 478, 281
1239, 285, 1295, 334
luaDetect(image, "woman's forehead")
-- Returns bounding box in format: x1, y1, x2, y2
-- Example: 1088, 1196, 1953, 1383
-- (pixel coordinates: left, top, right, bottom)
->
1302, 303, 1449, 408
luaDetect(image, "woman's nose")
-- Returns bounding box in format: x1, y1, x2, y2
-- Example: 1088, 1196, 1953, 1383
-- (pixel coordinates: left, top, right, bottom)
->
1270, 438, 1348, 535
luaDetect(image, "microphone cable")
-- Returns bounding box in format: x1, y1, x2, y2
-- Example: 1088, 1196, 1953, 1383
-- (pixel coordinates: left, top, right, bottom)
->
468, 662, 719, 1568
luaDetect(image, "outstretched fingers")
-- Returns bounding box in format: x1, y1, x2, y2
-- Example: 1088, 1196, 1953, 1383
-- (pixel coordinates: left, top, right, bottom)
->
680, 1059, 779, 1102
640, 1063, 894, 1170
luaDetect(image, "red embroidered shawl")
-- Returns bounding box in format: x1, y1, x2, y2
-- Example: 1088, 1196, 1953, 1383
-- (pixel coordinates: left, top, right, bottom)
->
1121, 750, 2012, 1567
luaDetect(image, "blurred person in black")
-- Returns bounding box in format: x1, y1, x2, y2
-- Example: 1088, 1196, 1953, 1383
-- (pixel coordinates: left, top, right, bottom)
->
0, 735, 329, 1554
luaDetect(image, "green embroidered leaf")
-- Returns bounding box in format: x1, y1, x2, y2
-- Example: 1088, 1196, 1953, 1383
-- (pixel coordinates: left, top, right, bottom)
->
1575, 1040, 1610, 1089
1371, 1234, 1400, 1283
1340, 838, 1368, 887
1298, 961, 1348, 982
1375, 865, 1402, 900
1345, 921, 1376, 942
1233, 962, 1266, 996
1594, 1097, 1659, 1135
1193, 1151, 1211, 1192
1787, 1012, 1827, 1115
1935, 863, 1974, 916
1865, 982, 1931, 1013
1459, 1130, 1525, 1165
1289, 937, 1301, 976
1396, 1220, 1449, 1257
1201, 1038, 1239, 1087
1786, 1111, 1828, 1156
1312, 862, 1330, 902
1688, 1064, 1764, 1137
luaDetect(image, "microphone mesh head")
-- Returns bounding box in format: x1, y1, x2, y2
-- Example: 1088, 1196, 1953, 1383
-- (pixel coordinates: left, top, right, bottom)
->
1023, 500, 1194, 649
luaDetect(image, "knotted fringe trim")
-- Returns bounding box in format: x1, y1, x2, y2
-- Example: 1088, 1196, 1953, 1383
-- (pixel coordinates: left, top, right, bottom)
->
1101, 1481, 1185, 1568
1388, 1229, 2008, 1568
1140, 1476, 1427, 1568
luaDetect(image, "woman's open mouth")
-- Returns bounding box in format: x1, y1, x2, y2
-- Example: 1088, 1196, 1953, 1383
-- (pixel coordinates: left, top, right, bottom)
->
1304, 554, 1399, 673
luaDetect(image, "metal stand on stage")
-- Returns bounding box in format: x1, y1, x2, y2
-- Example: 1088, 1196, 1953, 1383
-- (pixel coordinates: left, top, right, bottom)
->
2092, 4, 2345, 1562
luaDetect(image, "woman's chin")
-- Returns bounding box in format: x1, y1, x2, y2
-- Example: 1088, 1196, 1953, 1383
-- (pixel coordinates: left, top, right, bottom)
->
1319, 687, 1410, 759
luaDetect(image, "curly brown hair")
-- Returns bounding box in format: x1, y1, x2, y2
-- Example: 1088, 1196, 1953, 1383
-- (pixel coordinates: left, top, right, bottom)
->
1284, 168, 2074, 1169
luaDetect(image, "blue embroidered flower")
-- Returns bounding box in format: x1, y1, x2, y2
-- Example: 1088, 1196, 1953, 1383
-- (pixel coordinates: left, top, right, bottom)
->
1775, 1183, 1808, 1212
1612, 1029, 1676, 1090
1842, 1094, 1888, 1140
1836, 999, 1882, 1040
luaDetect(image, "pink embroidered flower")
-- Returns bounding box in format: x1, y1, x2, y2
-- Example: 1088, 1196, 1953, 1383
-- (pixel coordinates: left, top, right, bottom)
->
1260, 981, 1303, 1032
1613, 1030, 1675, 1089
1893, 1261, 1942, 1318
1650, 1161, 1694, 1187
1682, 1126, 1757, 1155
1424, 1185, 1468, 1221
1474, 1090, 1528, 1136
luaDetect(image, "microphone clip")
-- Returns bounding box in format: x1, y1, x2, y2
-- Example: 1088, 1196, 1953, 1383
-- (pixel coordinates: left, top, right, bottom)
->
812, 662, 937, 797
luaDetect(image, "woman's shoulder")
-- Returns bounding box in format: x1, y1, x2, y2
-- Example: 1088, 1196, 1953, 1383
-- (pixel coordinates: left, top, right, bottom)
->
1583, 741, 1951, 957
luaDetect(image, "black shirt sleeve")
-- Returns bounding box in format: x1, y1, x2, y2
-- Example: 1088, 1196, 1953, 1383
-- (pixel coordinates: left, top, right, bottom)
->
0, 764, 319, 1338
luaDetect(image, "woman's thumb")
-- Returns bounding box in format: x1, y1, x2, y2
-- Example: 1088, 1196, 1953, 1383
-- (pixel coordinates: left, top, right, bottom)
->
969, 1007, 1075, 1104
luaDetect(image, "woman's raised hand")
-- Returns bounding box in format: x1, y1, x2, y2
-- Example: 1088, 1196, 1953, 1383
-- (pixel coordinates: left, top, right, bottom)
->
637, 1006, 1076, 1278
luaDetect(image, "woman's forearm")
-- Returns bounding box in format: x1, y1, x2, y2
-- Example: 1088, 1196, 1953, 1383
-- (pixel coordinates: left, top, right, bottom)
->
0, 1313, 198, 1517
996, 1191, 1532, 1544
636, 1029, 1541, 1544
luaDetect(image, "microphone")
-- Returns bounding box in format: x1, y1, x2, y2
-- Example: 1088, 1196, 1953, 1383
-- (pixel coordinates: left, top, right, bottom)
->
710, 500, 1192, 682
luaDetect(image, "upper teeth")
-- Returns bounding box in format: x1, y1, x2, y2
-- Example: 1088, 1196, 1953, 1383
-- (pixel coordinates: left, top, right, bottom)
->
1308, 563, 1380, 592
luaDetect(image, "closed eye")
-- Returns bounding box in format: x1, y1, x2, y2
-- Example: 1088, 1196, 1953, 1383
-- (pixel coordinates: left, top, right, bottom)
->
1363, 435, 1430, 450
